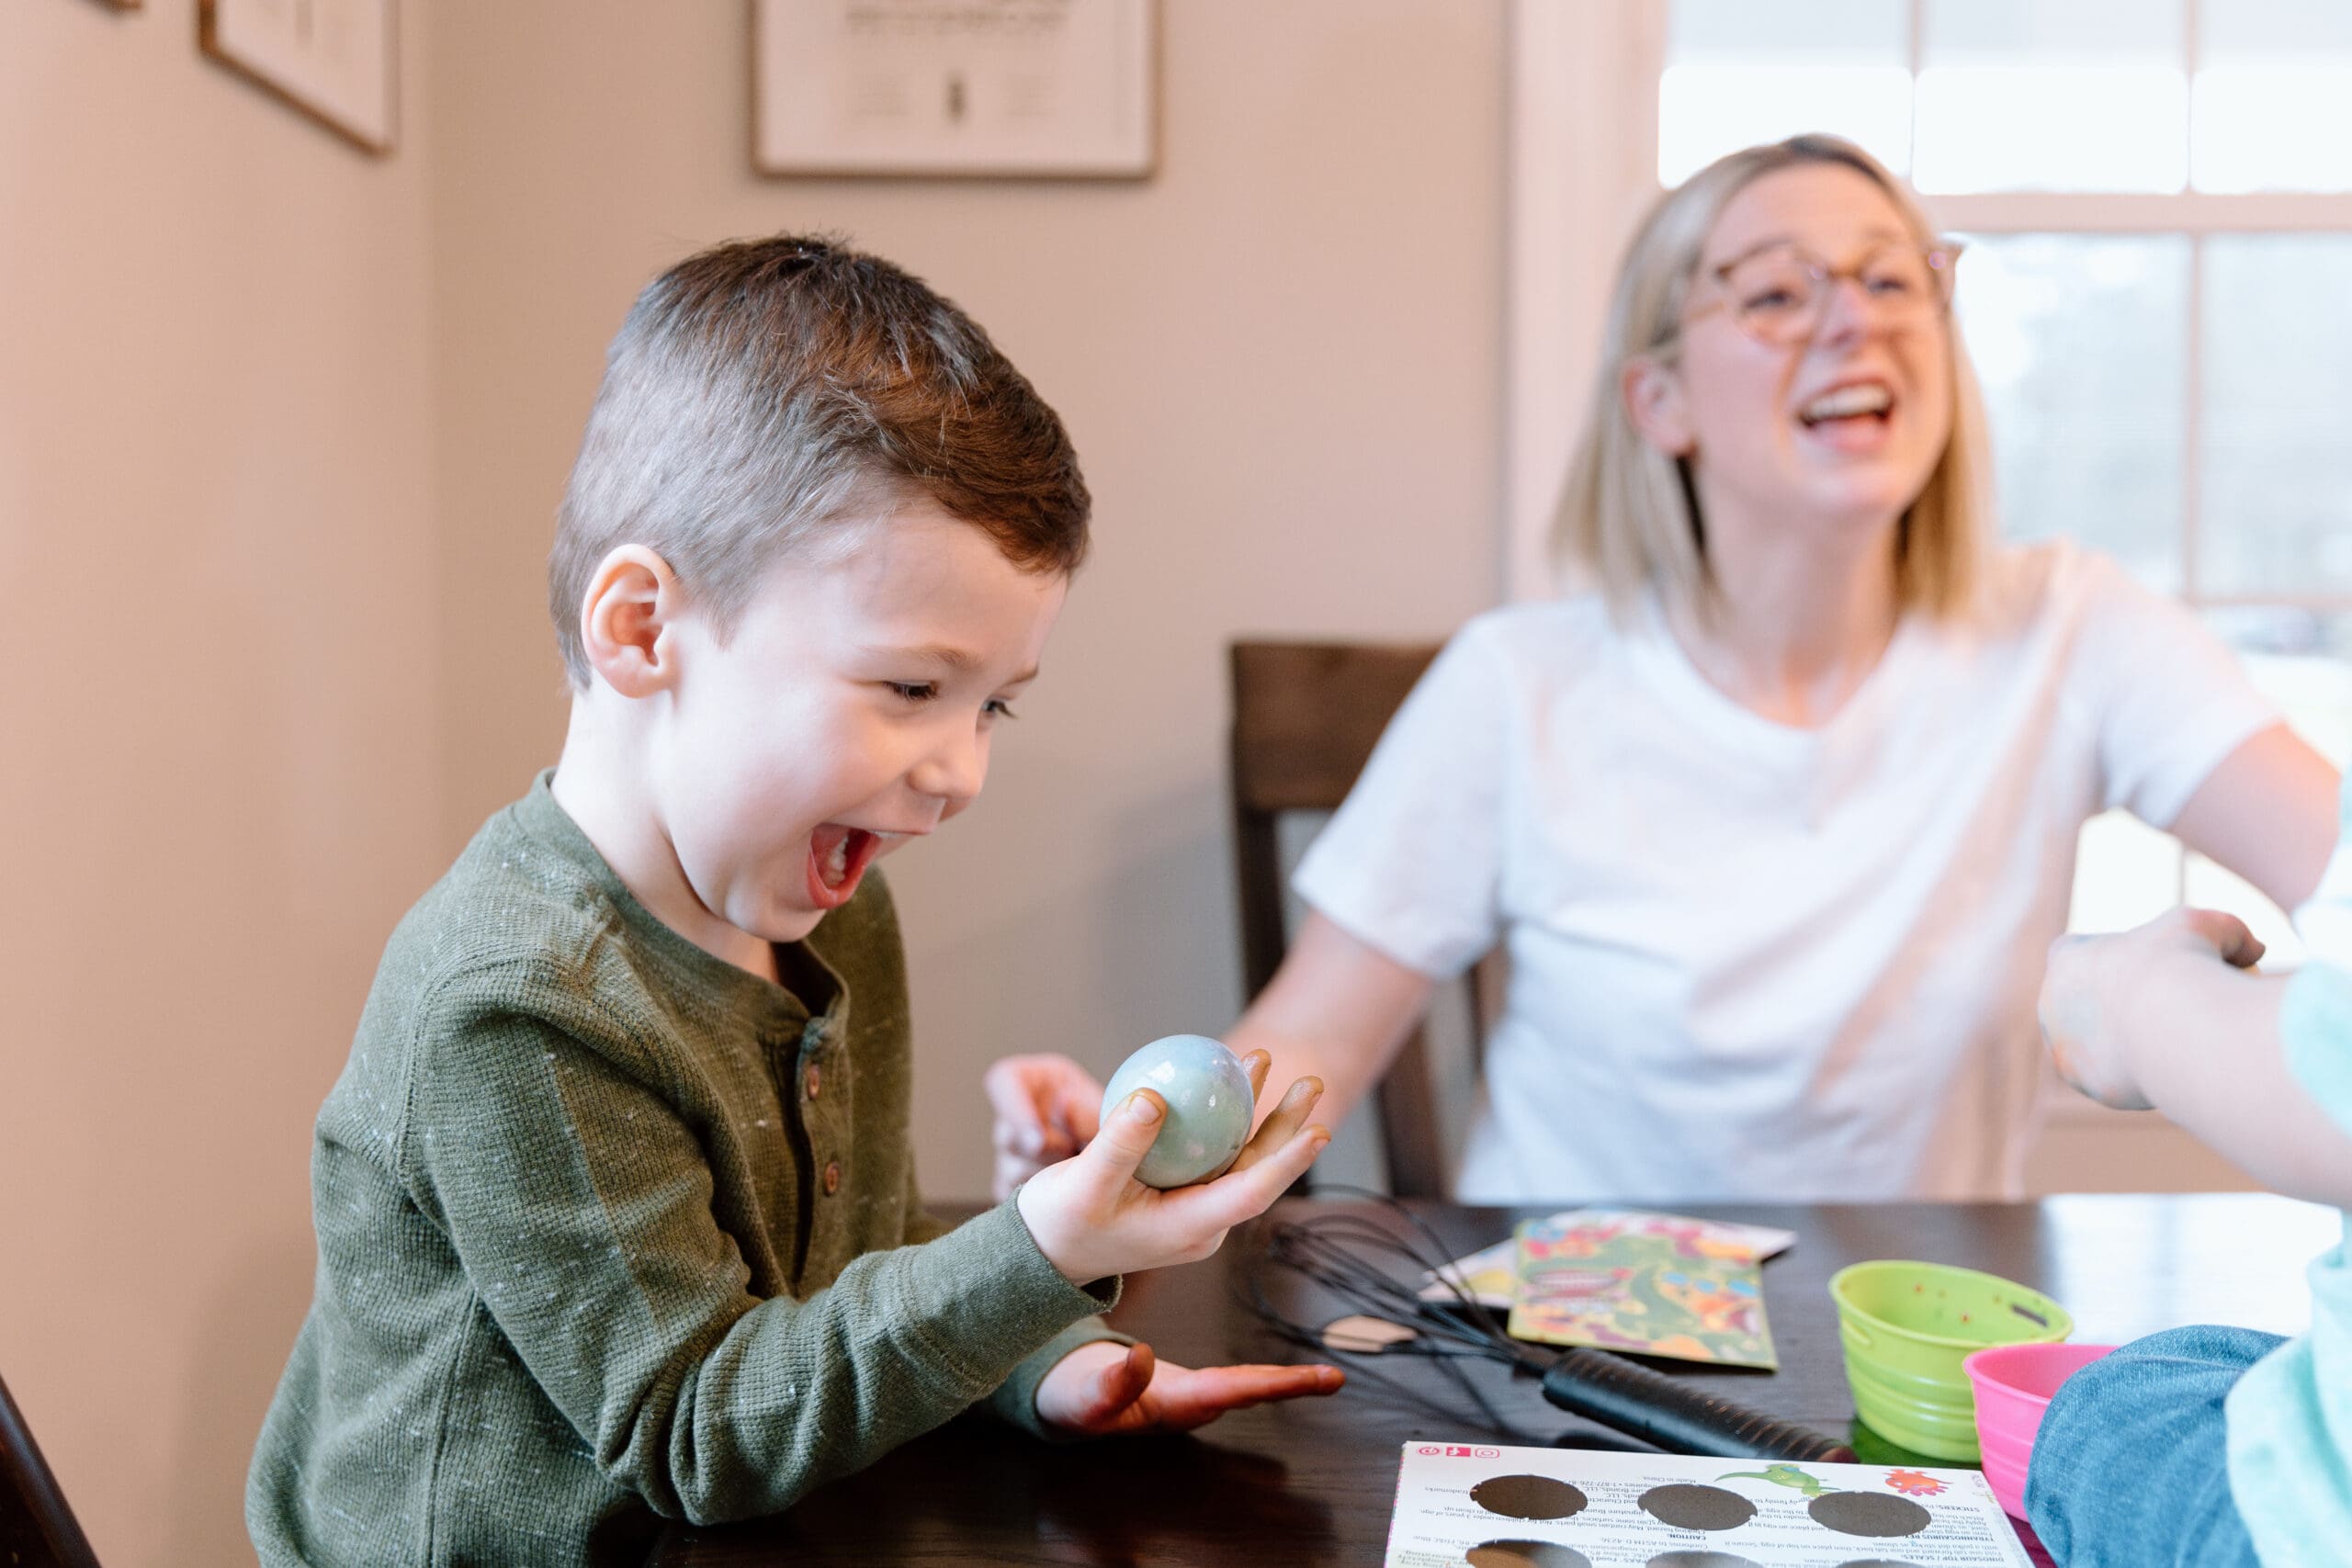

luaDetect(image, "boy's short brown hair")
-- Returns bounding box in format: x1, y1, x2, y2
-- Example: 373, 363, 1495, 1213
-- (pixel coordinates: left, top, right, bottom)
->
549, 233, 1091, 687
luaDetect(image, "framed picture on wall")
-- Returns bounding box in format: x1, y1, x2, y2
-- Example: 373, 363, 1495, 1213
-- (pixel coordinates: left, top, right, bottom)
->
752, 0, 1156, 179
200, 0, 397, 154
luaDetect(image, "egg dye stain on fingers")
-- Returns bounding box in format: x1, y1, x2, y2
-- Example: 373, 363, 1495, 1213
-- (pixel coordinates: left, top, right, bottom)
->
1098, 1034, 1255, 1189
1467, 1542, 1594, 1568
1469, 1473, 1588, 1521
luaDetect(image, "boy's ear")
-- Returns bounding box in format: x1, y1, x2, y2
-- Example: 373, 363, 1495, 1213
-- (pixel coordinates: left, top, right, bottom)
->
1623, 355, 1695, 457
579, 546, 685, 699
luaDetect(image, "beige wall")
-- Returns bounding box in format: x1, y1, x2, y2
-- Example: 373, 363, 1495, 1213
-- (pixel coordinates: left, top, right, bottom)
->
0, 4, 441, 1565
428, 1, 1509, 1195
2, 6, 1503, 1565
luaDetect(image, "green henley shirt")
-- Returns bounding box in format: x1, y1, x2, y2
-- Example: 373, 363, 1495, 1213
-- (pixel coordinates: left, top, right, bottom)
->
247, 773, 1122, 1566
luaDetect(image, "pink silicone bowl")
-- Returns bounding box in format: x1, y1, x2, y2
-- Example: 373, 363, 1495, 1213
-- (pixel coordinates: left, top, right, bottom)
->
1962, 1341, 2118, 1519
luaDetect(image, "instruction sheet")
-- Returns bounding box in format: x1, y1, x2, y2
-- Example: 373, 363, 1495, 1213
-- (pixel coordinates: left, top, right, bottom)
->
1385, 1440, 2033, 1567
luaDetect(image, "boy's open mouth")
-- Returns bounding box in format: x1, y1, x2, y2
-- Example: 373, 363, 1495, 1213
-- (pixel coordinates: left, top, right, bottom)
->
806, 824, 882, 910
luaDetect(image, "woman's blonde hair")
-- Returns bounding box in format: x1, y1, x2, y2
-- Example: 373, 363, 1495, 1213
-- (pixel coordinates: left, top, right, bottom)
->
1555, 135, 1992, 622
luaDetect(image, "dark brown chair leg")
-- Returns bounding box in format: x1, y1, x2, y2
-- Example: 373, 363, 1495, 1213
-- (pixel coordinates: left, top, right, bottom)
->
0, 1373, 103, 1568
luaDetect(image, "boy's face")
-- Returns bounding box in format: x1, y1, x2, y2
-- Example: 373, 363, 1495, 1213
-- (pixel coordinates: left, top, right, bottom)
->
655, 502, 1067, 948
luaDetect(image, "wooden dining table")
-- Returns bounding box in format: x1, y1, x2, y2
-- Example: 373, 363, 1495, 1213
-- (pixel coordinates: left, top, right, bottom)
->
651, 1191, 2335, 1567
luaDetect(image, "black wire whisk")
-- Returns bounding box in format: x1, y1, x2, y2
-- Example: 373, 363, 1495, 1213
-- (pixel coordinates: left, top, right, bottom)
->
1238, 1189, 1855, 1464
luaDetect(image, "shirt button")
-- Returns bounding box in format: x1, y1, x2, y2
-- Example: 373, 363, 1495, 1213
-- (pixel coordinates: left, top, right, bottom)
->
804, 1065, 821, 1100
822, 1160, 842, 1196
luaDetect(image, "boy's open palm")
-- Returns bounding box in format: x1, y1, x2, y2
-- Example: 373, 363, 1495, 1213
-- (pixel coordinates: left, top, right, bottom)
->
1016, 1049, 1329, 1287
1033, 1338, 1343, 1437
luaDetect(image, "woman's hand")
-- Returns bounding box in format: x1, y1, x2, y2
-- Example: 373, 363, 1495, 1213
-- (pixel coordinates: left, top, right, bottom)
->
1034, 1338, 1343, 1437
985, 1053, 1105, 1200
2039, 908, 2264, 1110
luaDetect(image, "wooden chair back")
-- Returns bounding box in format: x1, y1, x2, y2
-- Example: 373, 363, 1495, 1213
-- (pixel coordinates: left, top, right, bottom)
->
1, 1373, 102, 1568
1228, 639, 1492, 1198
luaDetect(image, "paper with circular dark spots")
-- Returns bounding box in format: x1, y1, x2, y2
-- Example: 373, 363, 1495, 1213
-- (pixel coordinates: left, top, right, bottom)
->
1465, 1541, 1594, 1568
1637, 1483, 1758, 1531
1471, 1473, 1589, 1521
1809, 1490, 1932, 1537
1647, 1552, 1764, 1568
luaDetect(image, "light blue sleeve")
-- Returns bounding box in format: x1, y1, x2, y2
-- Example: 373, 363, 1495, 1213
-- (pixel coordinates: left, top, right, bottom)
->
2226, 777, 2352, 1563
2289, 771, 2352, 1138
2281, 964, 2352, 1145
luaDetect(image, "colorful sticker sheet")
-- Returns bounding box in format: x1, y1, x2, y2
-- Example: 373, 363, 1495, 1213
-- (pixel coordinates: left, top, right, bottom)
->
1420, 1210, 1795, 1311
1385, 1441, 2033, 1567
1504, 1210, 1781, 1369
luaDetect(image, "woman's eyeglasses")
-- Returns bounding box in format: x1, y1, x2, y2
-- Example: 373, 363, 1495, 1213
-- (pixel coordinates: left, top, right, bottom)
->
1683, 240, 1963, 348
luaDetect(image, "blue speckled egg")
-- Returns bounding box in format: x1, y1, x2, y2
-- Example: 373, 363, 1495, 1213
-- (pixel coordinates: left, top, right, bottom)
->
1099, 1033, 1254, 1189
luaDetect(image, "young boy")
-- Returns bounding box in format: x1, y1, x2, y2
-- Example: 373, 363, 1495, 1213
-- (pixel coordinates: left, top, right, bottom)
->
2032, 812, 2352, 1564
246, 235, 1338, 1567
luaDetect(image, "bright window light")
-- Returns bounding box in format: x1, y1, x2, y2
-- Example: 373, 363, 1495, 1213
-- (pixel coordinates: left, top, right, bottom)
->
2196, 0, 2352, 192
2194, 69, 2352, 193
1915, 67, 2187, 193
1658, 0, 1909, 185
1657, 65, 1912, 185
1917, 0, 2186, 193
2199, 236, 2352, 597
1954, 234, 2189, 591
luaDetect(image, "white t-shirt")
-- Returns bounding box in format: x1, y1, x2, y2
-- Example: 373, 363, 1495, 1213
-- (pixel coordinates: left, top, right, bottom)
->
1293, 542, 2277, 1203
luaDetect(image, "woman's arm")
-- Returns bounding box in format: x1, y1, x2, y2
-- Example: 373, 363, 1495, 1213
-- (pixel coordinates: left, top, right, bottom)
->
1225, 911, 1438, 1134
2163, 724, 2339, 910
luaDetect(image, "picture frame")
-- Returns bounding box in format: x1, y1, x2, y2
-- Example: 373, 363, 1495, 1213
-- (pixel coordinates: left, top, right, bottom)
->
199, 0, 397, 155
752, 0, 1156, 180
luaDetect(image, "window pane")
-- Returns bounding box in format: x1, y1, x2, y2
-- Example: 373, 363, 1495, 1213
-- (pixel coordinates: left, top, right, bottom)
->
1917, 0, 2188, 192
2201, 610, 2352, 773
2070, 810, 2182, 934
2198, 237, 2352, 596
1658, 0, 1911, 185
1955, 235, 2189, 591
2193, 0, 2352, 192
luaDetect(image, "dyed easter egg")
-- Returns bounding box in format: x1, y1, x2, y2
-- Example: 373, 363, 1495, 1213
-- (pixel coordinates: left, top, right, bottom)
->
1099, 1033, 1254, 1189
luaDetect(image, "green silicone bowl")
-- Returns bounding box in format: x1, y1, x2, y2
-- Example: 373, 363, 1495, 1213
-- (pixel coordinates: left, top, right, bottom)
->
1828, 1259, 2074, 1461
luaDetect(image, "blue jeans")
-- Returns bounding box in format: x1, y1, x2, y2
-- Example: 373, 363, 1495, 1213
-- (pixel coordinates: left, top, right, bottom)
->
2025, 1324, 2281, 1567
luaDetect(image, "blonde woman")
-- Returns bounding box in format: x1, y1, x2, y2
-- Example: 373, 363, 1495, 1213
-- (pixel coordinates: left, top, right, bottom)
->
990, 135, 2339, 1203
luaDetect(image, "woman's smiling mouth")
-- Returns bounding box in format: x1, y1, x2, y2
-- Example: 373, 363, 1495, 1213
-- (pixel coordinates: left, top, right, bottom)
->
1796, 378, 1897, 451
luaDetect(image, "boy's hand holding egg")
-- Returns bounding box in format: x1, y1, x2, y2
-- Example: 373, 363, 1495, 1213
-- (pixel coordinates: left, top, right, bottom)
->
1015, 1035, 1329, 1288
1098, 1034, 1256, 1188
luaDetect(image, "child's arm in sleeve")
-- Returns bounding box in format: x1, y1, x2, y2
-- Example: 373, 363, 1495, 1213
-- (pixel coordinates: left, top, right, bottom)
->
404, 995, 1116, 1527
2041, 911, 2352, 1208
895, 1158, 1137, 1434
